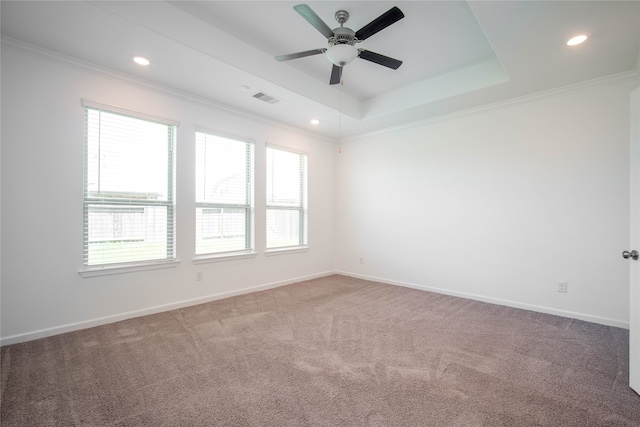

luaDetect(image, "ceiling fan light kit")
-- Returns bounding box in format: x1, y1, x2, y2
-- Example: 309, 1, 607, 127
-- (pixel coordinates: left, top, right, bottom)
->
326, 44, 358, 67
275, 4, 405, 85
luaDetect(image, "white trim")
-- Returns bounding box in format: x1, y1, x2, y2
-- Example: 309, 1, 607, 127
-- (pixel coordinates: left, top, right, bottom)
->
2, 269, 628, 346
195, 127, 256, 146
82, 99, 180, 126
344, 70, 640, 143
265, 246, 310, 256
3, 35, 637, 144
335, 271, 630, 330
193, 251, 257, 264
0, 271, 335, 346
78, 260, 180, 278
265, 141, 309, 157
1, 36, 334, 144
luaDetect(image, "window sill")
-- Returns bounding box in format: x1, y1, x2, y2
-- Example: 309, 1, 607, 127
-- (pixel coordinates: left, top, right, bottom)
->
78, 259, 180, 278
265, 246, 310, 256
193, 250, 257, 264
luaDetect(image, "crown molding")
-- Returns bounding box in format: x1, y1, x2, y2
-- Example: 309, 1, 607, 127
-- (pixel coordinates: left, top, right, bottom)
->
1, 36, 335, 144
4, 35, 637, 146
348, 69, 640, 142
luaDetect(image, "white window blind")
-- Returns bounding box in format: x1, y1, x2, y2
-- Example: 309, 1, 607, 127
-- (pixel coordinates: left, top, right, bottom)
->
266, 146, 308, 249
195, 132, 254, 255
83, 106, 176, 266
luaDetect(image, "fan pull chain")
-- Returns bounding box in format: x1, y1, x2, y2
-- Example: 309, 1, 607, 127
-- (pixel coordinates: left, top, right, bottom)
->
338, 80, 343, 154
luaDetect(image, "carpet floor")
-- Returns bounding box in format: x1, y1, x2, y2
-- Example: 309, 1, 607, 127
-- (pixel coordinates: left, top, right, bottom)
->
1, 274, 639, 426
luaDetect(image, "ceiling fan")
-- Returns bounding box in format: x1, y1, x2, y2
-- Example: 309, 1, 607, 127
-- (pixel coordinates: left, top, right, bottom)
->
275, 4, 405, 85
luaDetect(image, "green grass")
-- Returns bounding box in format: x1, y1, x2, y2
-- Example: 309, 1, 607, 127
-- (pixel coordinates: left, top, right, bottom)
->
196, 236, 246, 255
87, 241, 170, 265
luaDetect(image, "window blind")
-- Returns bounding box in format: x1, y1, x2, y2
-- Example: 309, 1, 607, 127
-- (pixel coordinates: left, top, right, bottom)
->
195, 132, 254, 255
83, 107, 176, 266
266, 145, 308, 249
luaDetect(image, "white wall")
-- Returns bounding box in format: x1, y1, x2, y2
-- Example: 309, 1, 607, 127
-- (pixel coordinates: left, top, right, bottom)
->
2, 43, 636, 345
336, 77, 637, 327
0, 46, 337, 344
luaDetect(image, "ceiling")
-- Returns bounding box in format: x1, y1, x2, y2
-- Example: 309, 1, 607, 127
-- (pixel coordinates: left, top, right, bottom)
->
1, 1, 639, 139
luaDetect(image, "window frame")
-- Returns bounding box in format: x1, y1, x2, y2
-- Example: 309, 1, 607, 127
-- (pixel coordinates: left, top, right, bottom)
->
193, 130, 255, 262
265, 144, 309, 253
79, 100, 179, 277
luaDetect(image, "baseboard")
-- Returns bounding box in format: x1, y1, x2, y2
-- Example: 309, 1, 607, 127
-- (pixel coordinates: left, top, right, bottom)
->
3, 269, 628, 346
0, 271, 336, 346
336, 271, 630, 330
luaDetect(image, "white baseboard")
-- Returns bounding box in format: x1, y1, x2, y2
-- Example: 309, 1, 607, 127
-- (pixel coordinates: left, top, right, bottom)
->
336, 271, 630, 330
0, 271, 335, 346
2, 269, 628, 346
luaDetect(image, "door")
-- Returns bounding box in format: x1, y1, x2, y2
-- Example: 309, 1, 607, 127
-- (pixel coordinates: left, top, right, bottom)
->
630, 87, 639, 395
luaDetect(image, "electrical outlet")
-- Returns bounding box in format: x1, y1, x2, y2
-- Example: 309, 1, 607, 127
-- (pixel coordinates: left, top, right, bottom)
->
557, 281, 567, 293
359, 257, 364, 264
196, 271, 203, 281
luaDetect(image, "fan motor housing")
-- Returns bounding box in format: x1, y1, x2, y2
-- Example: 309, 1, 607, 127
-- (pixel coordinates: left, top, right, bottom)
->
330, 26, 356, 47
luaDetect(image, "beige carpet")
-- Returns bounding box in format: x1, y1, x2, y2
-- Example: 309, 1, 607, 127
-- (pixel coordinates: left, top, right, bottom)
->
1, 274, 639, 426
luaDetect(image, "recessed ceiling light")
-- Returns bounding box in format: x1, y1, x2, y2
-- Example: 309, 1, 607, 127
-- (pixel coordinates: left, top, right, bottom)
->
133, 56, 150, 66
567, 35, 588, 46
310, 119, 320, 125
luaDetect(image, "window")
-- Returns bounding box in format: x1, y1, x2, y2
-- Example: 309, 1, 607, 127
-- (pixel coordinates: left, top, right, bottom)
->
83, 105, 176, 267
266, 146, 308, 249
195, 132, 254, 256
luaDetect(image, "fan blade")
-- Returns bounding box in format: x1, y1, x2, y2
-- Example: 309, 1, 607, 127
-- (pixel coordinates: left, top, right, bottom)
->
330, 64, 342, 85
355, 6, 404, 41
358, 50, 402, 69
293, 4, 334, 39
276, 49, 326, 62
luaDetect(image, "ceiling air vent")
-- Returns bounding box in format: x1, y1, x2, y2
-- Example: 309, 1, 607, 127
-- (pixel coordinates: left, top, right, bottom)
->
252, 92, 281, 104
